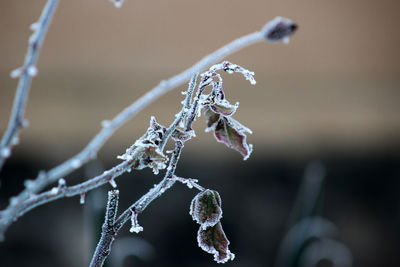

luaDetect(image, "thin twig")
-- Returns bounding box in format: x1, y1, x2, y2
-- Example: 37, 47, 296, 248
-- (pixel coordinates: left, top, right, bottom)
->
89, 190, 119, 267
159, 72, 198, 149
0, 0, 59, 171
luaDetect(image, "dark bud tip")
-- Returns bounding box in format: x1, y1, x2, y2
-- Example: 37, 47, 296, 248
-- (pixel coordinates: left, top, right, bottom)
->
262, 16, 298, 43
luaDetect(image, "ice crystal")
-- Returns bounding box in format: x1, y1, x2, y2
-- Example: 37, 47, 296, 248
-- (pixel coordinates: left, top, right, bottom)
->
80, 193, 86, 204
129, 210, 143, 233
0, 148, 11, 158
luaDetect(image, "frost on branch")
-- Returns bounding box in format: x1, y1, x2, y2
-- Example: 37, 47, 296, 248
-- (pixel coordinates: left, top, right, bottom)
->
190, 189, 222, 230
109, 0, 125, 8
262, 16, 298, 43
117, 117, 168, 174
197, 222, 235, 264
129, 209, 143, 234
200, 62, 254, 160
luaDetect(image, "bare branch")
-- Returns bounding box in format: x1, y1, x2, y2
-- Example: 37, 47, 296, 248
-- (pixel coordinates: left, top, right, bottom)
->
89, 190, 119, 267
0, 0, 59, 171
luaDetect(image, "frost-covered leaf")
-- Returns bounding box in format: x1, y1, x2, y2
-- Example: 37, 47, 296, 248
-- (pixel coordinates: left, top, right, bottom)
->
262, 16, 298, 43
204, 107, 221, 131
210, 99, 238, 116
213, 117, 253, 160
171, 128, 195, 142
190, 189, 222, 229
197, 223, 235, 264
117, 117, 168, 174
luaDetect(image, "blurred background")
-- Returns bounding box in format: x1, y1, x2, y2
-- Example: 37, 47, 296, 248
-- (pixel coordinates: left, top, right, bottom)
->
1, 0, 399, 266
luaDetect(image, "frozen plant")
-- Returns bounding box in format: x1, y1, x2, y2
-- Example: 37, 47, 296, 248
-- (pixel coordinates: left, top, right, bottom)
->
0, 1, 298, 266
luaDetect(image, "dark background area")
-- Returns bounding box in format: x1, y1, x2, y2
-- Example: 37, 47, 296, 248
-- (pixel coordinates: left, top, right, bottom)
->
1, 0, 400, 266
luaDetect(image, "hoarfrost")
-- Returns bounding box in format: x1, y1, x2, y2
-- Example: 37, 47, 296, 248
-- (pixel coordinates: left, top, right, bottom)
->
10, 68, 23, 79
21, 119, 29, 128
30, 22, 39, 31
197, 223, 235, 263
11, 136, 20, 145
71, 159, 82, 169
27, 66, 38, 77
129, 210, 143, 233
101, 120, 111, 128
110, 0, 124, 8
10, 197, 18, 206
24, 179, 34, 189
117, 117, 168, 174
50, 187, 59, 195
80, 193, 86, 204
109, 178, 117, 188
190, 190, 222, 230
1, 148, 11, 158
58, 178, 66, 188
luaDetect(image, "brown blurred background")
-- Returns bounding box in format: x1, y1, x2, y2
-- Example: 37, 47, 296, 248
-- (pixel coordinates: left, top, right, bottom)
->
0, 0, 399, 267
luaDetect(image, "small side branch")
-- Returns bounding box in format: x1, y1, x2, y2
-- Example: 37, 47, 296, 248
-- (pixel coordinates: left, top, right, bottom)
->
89, 190, 119, 267
0, 0, 59, 171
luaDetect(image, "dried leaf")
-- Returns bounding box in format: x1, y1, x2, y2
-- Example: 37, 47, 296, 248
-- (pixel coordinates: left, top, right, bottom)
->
117, 116, 168, 174
214, 117, 253, 160
204, 107, 221, 131
171, 128, 195, 142
197, 222, 235, 263
190, 189, 222, 229
210, 100, 238, 116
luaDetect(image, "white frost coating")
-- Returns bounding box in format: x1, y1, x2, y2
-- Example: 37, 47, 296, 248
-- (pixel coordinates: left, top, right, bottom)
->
58, 178, 66, 187
243, 144, 253, 161
101, 120, 111, 128
109, 179, 117, 188
0, 148, 11, 158
197, 227, 235, 264
178, 119, 185, 128
10, 197, 18, 206
110, 0, 124, 8
27, 66, 38, 77
80, 193, 86, 204
10, 68, 23, 79
30, 22, 39, 31
21, 119, 29, 128
71, 159, 82, 169
50, 187, 59, 195
24, 179, 34, 189
129, 212, 143, 233
11, 136, 20, 145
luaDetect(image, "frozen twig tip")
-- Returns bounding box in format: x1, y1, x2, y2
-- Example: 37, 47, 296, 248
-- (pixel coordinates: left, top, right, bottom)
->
262, 16, 298, 43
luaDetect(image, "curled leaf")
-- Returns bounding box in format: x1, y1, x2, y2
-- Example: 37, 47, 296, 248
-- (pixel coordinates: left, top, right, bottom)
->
197, 222, 235, 264
213, 117, 253, 160
204, 107, 221, 131
117, 116, 168, 174
190, 189, 222, 230
210, 100, 238, 116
